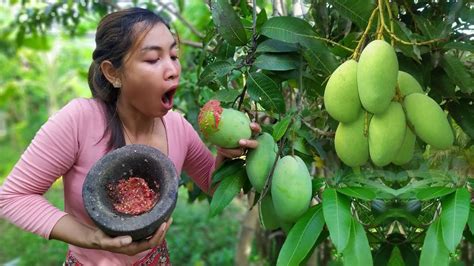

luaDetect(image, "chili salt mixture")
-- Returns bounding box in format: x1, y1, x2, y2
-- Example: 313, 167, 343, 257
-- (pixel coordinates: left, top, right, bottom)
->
107, 177, 160, 215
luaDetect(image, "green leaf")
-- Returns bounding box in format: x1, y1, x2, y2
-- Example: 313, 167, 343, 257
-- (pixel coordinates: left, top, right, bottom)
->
441, 54, 473, 94
420, 219, 450, 266
398, 242, 420, 266
443, 41, 474, 52
256, 39, 298, 53
373, 208, 422, 227
413, 15, 448, 40
277, 205, 325, 266
209, 168, 246, 217
469, 206, 474, 235
260, 16, 315, 44
210, 0, 248, 46
254, 53, 300, 71
247, 72, 285, 113
337, 187, 376, 201
301, 38, 338, 75
211, 159, 245, 186
327, 0, 375, 28
416, 187, 456, 201
447, 98, 474, 140
215, 41, 236, 59
342, 219, 373, 266
322, 189, 352, 252
198, 61, 234, 86
213, 89, 241, 103
272, 116, 291, 141
440, 188, 471, 253
387, 247, 404, 266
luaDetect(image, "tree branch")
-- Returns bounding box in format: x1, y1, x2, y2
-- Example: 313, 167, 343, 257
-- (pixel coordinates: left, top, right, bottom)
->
156, 1, 205, 39
351, 7, 379, 60
301, 119, 335, 137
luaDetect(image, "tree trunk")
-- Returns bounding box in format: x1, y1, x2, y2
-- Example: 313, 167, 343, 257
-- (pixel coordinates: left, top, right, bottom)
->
235, 200, 259, 265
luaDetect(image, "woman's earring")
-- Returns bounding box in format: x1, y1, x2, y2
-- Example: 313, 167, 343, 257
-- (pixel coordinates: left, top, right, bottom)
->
113, 81, 121, 88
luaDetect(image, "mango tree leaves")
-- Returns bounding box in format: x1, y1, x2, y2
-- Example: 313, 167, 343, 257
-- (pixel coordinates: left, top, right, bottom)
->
336, 187, 377, 201
210, 0, 248, 46
441, 54, 473, 94
443, 41, 474, 53
447, 98, 474, 140
256, 39, 298, 53
213, 89, 241, 103
272, 116, 291, 141
322, 189, 352, 252
469, 206, 474, 235
440, 188, 471, 253
301, 38, 338, 75
342, 219, 373, 266
327, 0, 375, 28
261, 16, 315, 44
415, 187, 456, 201
420, 219, 450, 266
247, 71, 285, 113
198, 61, 234, 86
260, 17, 337, 76
211, 159, 245, 186
277, 205, 325, 266
254, 53, 300, 71
387, 247, 405, 266
209, 167, 246, 217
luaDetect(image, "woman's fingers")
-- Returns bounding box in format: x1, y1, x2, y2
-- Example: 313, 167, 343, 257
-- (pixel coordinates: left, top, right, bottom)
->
239, 139, 259, 149
96, 218, 173, 256
217, 147, 244, 158
250, 122, 261, 134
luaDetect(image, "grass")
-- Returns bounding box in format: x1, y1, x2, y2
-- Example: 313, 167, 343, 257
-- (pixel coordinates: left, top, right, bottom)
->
0, 183, 246, 265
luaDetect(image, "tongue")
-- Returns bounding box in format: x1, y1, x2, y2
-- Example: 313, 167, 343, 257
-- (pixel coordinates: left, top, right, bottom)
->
162, 93, 173, 109
163, 94, 169, 104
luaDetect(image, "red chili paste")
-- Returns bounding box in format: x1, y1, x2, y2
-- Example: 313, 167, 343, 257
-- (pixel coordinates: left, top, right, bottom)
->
108, 177, 159, 215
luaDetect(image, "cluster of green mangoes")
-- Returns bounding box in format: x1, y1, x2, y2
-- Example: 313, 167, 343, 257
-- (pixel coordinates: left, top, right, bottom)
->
324, 40, 454, 167
247, 133, 312, 229
198, 102, 313, 228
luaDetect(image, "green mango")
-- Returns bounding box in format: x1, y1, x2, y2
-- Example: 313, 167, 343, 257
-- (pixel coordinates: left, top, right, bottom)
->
258, 194, 280, 230
404, 93, 454, 149
398, 71, 423, 96
392, 127, 416, 165
198, 100, 251, 148
279, 220, 294, 235
369, 102, 406, 167
335, 111, 369, 167
246, 132, 278, 192
358, 40, 398, 114
271, 155, 312, 223
324, 59, 361, 123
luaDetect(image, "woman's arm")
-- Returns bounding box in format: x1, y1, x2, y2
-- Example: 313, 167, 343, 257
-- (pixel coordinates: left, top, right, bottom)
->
50, 214, 172, 256
0, 100, 81, 238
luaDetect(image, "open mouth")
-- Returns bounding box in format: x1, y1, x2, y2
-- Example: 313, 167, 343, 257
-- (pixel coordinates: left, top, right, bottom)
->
161, 87, 177, 109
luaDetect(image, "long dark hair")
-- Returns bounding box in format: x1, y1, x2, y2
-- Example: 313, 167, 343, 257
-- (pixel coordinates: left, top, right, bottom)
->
88, 7, 169, 150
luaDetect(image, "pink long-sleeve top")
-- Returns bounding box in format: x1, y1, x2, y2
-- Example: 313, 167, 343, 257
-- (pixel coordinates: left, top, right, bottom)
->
0, 98, 215, 265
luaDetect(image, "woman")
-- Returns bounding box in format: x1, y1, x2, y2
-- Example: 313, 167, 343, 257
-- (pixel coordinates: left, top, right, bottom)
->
0, 7, 259, 265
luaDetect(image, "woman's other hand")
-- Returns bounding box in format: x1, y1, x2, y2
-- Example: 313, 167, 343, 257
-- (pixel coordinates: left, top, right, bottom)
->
89, 218, 173, 256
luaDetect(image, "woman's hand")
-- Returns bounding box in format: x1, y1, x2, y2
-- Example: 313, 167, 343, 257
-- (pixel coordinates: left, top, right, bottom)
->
216, 122, 262, 159
89, 218, 173, 256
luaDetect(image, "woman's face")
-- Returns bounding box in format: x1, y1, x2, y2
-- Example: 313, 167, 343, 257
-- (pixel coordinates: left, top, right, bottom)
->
119, 22, 181, 117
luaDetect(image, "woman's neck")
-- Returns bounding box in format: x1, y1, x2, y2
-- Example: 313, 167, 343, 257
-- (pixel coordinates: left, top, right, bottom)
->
116, 102, 155, 141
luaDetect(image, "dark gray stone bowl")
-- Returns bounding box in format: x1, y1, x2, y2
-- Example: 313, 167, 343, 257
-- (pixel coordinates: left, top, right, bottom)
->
82, 144, 178, 241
